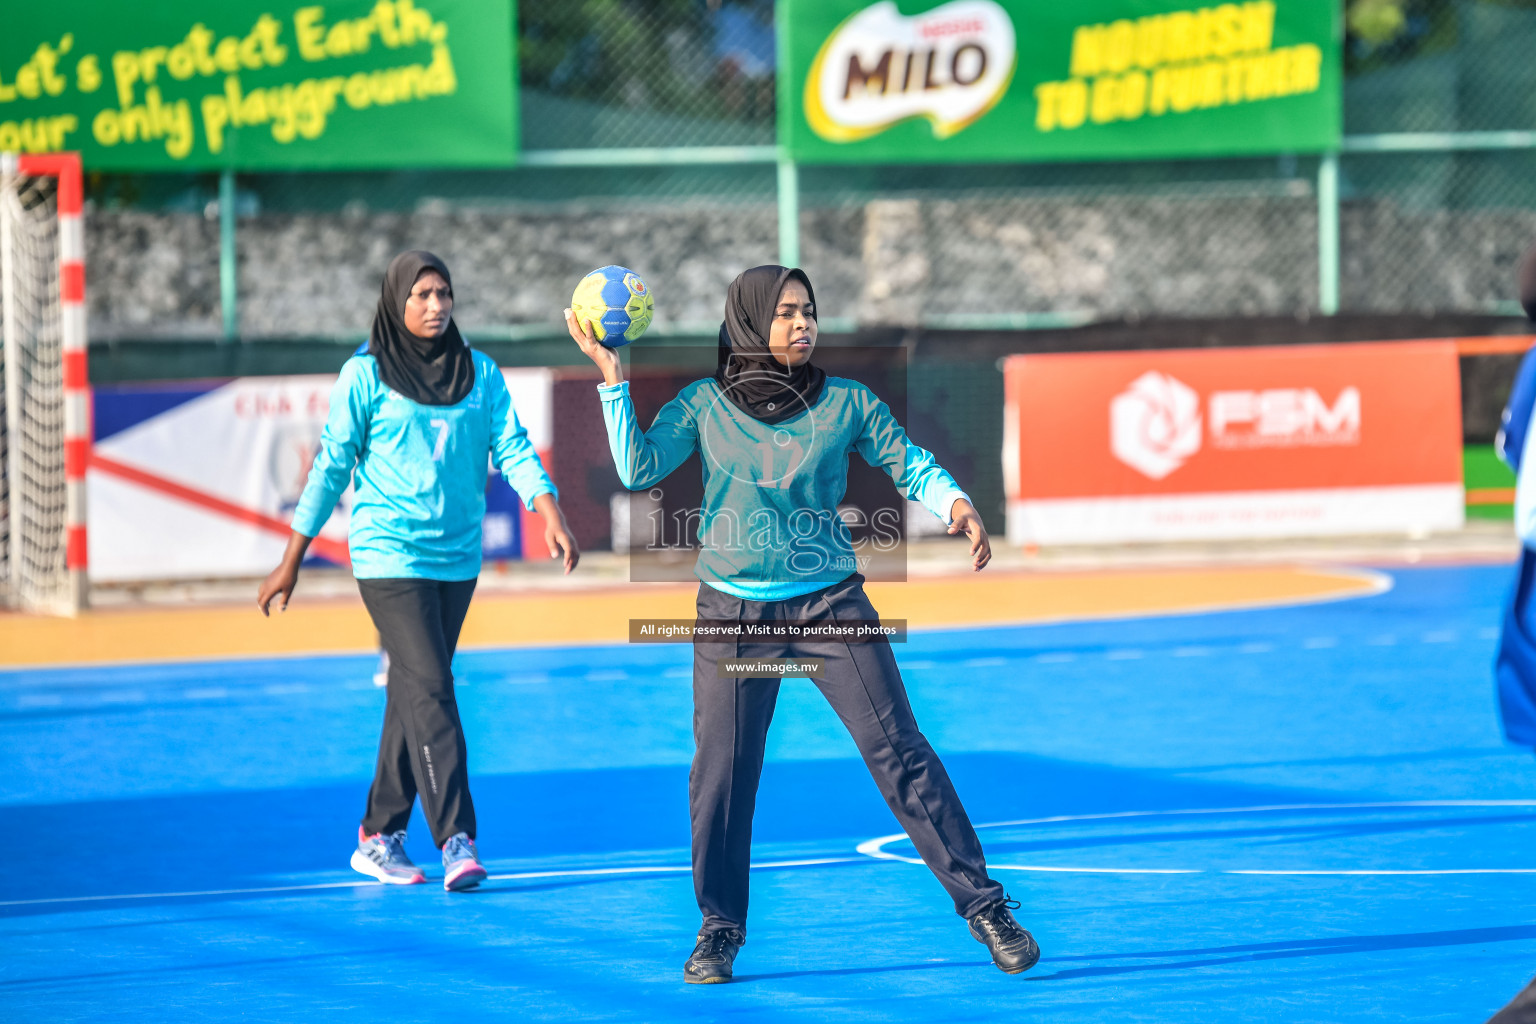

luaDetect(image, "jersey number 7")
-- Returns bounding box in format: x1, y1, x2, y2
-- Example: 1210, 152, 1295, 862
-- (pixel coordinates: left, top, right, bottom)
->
430, 418, 451, 461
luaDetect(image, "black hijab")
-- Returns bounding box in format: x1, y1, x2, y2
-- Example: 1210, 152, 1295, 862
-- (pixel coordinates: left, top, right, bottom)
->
714, 265, 827, 424
367, 250, 475, 406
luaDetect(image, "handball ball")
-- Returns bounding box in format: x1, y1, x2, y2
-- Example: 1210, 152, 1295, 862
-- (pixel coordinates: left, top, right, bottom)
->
571, 265, 654, 347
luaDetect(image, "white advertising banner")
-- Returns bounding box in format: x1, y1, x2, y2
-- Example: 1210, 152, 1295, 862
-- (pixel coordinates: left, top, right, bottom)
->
89, 369, 553, 582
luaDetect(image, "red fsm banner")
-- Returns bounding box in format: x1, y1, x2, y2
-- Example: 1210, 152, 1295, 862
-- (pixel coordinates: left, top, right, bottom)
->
1001, 340, 1464, 544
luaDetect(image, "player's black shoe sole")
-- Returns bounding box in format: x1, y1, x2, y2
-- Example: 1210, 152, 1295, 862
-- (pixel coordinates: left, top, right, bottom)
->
968, 899, 1041, 974
684, 927, 744, 984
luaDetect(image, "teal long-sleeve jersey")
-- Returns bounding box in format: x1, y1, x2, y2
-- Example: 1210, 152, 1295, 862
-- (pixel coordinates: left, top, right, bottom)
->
292, 351, 557, 580
599, 376, 969, 600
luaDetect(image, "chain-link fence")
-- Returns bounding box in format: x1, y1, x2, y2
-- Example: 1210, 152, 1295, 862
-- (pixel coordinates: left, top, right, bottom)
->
1344, 0, 1536, 133
520, 0, 775, 150
801, 157, 1327, 324
85, 162, 782, 341
76, 0, 1536, 343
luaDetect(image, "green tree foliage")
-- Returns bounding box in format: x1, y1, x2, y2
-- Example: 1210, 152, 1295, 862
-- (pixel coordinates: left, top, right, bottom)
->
1348, 0, 1409, 46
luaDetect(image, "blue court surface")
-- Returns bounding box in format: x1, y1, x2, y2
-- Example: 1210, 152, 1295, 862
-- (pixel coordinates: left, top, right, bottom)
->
4, 563, 1536, 1022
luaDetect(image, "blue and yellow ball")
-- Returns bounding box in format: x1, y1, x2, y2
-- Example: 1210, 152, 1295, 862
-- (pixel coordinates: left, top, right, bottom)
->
571, 265, 654, 347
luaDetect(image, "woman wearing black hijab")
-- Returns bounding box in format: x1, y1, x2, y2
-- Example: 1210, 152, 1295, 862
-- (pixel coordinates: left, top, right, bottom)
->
565, 265, 1037, 982
260, 250, 579, 891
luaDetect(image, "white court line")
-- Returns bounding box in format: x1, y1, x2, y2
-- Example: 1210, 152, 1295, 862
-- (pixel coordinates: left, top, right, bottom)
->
0, 857, 861, 910
856, 801, 1536, 877
972, 800, 1536, 831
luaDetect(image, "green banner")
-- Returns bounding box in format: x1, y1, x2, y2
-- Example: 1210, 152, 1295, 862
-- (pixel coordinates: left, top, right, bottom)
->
780, 0, 1340, 163
0, 0, 516, 170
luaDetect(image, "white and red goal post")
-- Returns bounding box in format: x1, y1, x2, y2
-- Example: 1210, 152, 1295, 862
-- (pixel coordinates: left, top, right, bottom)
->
0, 151, 88, 614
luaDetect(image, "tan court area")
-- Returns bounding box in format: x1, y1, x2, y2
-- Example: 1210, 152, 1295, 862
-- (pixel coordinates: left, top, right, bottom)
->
0, 566, 1385, 668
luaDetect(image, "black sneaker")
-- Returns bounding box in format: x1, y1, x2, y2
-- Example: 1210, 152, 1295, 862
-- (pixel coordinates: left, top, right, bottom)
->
968, 898, 1040, 974
684, 927, 745, 984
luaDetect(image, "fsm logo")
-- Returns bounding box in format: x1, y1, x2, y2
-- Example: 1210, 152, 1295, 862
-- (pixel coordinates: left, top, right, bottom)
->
1111, 372, 1365, 479
1209, 387, 1361, 448
804, 0, 1017, 143
1110, 371, 1202, 480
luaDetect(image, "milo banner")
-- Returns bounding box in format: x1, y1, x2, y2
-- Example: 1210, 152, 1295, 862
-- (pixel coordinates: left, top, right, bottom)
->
780, 0, 1340, 163
0, 0, 517, 169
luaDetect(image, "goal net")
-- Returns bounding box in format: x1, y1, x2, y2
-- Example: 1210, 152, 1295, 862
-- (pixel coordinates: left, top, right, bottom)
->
1, 153, 87, 615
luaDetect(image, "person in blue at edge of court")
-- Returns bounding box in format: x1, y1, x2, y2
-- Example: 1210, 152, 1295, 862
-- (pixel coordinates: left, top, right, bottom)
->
1499, 243, 1536, 744
565, 264, 1040, 984
257, 251, 580, 894
1487, 242, 1536, 1024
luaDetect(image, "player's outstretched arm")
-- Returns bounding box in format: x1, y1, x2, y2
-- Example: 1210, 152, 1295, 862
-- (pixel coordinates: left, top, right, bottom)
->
947, 498, 992, 572
257, 531, 314, 615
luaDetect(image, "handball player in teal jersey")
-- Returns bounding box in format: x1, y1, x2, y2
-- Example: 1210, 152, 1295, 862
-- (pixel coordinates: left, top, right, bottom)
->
564, 265, 1037, 982
259, 250, 579, 891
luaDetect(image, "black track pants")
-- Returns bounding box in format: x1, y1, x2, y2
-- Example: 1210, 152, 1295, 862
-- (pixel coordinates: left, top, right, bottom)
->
690, 574, 1005, 934
357, 577, 477, 848
1488, 975, 1536, 1024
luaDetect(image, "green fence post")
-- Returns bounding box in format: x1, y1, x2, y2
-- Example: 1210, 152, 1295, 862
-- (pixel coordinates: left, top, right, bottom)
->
777, 153, 799, 270
219, 169, 237, 342
1317, 152, 1339, 315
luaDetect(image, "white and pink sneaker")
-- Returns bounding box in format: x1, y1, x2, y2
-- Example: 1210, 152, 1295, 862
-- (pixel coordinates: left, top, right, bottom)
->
441, 832, 487, 891
350, 826, 425, 885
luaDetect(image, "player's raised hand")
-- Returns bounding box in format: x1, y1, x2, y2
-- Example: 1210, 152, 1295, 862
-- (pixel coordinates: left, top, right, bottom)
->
947, 498, 992, 572
564, 307, 623, 386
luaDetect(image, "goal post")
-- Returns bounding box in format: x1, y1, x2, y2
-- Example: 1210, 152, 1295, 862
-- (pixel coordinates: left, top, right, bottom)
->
0, 151, 88, 615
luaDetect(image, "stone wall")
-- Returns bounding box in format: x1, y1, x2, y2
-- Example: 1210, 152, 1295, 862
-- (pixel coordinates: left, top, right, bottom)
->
85, 211, 222, 339
82, 192, 1533, 340
86, 201, 778, 341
